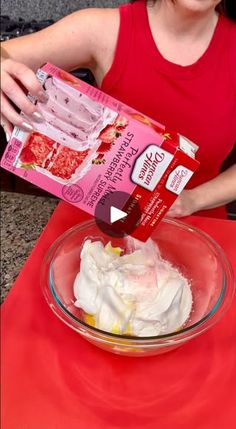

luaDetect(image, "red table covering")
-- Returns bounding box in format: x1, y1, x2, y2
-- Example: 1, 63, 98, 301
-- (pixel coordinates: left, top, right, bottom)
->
1, 202, 236, 429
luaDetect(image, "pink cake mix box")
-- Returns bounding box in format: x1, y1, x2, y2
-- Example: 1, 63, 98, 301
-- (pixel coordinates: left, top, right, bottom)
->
1, 63, 199, 241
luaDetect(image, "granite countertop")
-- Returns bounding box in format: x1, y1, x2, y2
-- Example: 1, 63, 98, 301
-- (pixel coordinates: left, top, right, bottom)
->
1, 192, 58, 303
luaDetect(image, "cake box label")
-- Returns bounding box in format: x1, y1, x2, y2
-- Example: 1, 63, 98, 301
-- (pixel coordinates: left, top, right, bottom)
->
131, 145, 174, 191
0, 63, 199, 241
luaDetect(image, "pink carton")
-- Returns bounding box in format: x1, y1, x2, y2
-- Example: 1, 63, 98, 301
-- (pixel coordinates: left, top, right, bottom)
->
1, 63, 199, 241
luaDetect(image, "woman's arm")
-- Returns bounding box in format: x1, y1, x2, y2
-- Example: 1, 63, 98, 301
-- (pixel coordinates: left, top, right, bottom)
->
0, 8, 119, 135
167, 164, 236, 217
1, 8, 117, 72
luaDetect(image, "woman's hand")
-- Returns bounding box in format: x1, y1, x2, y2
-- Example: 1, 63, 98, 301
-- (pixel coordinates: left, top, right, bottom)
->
0, 54, 47, 140
167, 190, 197, 218
167, 164, 236, 218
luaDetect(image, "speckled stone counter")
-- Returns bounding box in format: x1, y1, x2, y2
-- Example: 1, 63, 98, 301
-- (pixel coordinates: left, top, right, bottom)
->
1, 192, 58, 303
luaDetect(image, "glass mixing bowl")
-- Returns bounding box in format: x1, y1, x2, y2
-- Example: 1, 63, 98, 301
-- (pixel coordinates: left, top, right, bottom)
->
41, 218, 234, 357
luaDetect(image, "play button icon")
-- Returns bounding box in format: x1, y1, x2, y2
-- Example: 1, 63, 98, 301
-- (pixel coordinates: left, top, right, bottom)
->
95, 191, 142, 238
110, 206, 127, 223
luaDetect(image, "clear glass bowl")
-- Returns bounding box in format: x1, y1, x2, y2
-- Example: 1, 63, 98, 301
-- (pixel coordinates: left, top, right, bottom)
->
41, 218, 235, 357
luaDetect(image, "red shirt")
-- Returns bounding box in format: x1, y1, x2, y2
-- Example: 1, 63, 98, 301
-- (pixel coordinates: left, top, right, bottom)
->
101, 0, 236, 218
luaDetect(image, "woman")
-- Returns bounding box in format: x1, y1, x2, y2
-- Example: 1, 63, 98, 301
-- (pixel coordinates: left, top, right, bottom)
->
1, 0, 236, 218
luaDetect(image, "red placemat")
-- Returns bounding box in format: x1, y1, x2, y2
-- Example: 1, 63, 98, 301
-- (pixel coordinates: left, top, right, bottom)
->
1, 202, 236, 429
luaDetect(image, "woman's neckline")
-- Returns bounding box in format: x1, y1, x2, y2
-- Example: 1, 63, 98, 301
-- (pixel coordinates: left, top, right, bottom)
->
140, 0, 225, 78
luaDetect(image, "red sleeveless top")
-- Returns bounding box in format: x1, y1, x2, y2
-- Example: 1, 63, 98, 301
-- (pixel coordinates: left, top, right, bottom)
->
101, 0, 236, 218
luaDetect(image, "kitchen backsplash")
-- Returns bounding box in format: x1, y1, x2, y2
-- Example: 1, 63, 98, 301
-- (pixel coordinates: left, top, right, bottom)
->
1, 0, 126, 21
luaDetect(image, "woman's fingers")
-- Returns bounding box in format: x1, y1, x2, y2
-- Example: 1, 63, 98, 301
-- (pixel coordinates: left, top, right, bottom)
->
2, 73, 44, 122
3, 59, 48, 102
1, 59, 48, 129
1, 91, 34, 132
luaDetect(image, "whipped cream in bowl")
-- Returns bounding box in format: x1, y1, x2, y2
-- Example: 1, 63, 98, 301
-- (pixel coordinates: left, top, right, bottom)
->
73, 238, 192, 337
41, 218, 234, 356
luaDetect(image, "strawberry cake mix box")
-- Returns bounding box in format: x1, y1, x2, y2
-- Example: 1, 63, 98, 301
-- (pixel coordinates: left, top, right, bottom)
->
1, 63, 199, 241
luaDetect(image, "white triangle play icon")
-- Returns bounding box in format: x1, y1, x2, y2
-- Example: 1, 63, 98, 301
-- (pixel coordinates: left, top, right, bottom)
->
110, 206, 127, 224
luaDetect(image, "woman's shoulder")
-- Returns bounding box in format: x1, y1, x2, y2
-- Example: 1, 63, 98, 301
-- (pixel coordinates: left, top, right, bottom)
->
64, 7, 120, 50
79, 7, 120, 34
79, 7, 120, 53
79, 7, 121, 83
